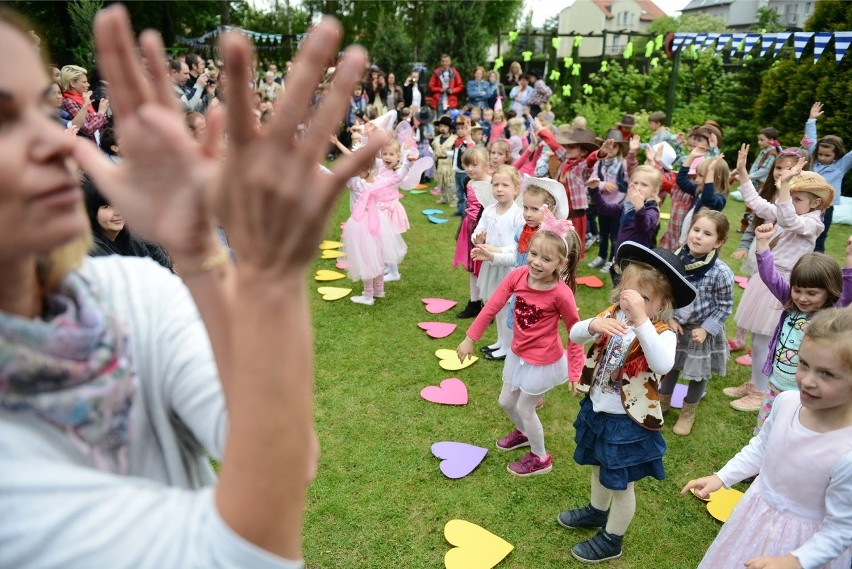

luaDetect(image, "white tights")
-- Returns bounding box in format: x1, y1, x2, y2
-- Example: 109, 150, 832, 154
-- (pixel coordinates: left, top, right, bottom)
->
590, 466, 636, 536
498, 382, 546, 458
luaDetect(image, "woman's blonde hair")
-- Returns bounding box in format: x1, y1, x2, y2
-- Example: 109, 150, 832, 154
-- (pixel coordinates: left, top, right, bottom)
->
610, 262, 675, 323
60, 65, 87, 91
803, 307, 852, 371
507, 117, 526, 137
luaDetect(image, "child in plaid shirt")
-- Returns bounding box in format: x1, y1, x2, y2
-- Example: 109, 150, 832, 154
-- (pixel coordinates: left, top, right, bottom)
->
538, 125, 599, 258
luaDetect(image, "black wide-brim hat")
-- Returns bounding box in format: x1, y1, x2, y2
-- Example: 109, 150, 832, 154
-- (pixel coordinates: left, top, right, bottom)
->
435, 115, 453, 128
614, 242, 697, 309
417, 106, 435, 124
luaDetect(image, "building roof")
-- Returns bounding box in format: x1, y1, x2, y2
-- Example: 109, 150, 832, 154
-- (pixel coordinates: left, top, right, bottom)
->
636, 0, 666, 21
681, 0, 734, 11
590, 0, 667, 21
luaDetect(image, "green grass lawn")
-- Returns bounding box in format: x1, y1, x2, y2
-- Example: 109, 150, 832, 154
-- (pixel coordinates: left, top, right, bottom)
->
303, 187, 849, 568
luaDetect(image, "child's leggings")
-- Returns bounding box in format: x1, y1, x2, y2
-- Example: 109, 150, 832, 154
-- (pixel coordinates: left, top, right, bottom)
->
659, 371, 707, 404
590, 466, 635, 536
750, 333, 771, 392
493, 304, 511, 355
498, 383, 546, 458
469, 274, 481, 302
362, 275, 384, 298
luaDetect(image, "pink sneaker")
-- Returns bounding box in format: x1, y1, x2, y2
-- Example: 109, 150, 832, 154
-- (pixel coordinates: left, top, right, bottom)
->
508, 452, 552, 476
735, 353, 752, 366
727, 338, 745, 352
496, 428, 529, 451
430, 188, 443, 196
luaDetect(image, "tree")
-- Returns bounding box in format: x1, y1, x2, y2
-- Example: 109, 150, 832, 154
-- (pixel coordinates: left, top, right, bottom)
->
752, 7, 784, 32
67, 0, 104, 69
369, 7, 414, 75
648, 12, 729, 34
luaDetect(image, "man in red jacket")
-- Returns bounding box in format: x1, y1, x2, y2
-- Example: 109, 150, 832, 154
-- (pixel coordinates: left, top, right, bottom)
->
427, 54, 464, 113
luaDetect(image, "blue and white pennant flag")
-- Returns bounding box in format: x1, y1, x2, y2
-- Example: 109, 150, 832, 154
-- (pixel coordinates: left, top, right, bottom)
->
835, 32, 852, 63
794, 32, 814, 62
812, 32, 832, 63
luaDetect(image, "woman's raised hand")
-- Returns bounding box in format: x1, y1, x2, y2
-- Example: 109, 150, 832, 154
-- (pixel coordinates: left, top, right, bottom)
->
75, 6, 382, 276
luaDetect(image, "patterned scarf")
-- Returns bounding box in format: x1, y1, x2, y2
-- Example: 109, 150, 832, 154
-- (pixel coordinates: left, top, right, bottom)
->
0, 271, 136, 473
675, 246, 718, 283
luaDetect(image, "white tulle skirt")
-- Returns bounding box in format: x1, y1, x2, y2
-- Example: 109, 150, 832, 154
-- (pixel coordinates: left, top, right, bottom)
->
342, 214, 405, 282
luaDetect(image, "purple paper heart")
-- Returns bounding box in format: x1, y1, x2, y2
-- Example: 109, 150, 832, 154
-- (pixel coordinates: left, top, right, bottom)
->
671, 383, 688, 409
431, 441, 488, 479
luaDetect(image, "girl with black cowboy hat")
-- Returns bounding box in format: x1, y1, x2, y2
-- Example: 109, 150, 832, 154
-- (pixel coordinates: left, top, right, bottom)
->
559, 241, 697, 564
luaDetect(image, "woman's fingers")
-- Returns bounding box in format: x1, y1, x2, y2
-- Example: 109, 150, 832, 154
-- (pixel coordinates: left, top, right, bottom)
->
270, 19, 344, 148
93, 5, 154, 120
220, 33, 257, 146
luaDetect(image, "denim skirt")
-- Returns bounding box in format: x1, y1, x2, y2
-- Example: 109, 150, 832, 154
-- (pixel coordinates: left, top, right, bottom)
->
573, 396, 666, 490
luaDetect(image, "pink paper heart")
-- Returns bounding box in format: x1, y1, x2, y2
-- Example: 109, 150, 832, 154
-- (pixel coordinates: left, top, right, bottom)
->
431, 442, 488, 479
420, 378, 468, 405
336, 259, 349, 270
422, 298, 458, 314
734, 276, 748, 289
419, 322, 458, 339
576, 275, 604, 288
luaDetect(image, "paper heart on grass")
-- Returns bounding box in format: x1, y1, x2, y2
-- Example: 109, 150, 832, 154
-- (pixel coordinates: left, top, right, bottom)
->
576, 275, 604, 288
734, 276, 748, 289
336, 259, 348, 270
314, 269, 345, 281
423, 208, 445, 215
420, 378, 468, 405
444, 519, 513, 569
410, 190, 427, 194
691, 487, 744, 523
435, 349, 477, 371
422, 298, 457, 314
319, 240, 342, 250
419, 322, 457, 339
317, 287, 351, 301
428, 215, 449, 224
321, 249, 345, 259
670, 382, 688, 409
431, 442, 487, 479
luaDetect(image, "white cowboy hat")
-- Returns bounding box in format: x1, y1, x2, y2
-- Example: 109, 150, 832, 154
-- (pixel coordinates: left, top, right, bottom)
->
521, 174, 569, 220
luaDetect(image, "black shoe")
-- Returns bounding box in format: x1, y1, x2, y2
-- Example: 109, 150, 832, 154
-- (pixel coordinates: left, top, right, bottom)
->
480, 345, 497, 354
484, 351, 506, 361
456, 300, 483, 319
451, 211, 463, 217
557, 504, 609, 529
571, 528, 623, 563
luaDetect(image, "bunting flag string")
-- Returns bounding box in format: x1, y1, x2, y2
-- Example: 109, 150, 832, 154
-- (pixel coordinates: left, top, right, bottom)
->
702, 33, 718, 49
772, 32, 792, 58
812, 32, 832, 63
715, 33, 732, 55
759, 33, 775, 58
794, 32, 814, 62
835, 32, 852, 63
729, 33, 747, 56
743, 33, 761, 55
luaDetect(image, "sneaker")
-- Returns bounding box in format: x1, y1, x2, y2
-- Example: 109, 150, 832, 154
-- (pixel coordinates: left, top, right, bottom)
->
722, 381, 755, 399
735, 353, 752, 366
496, 428, 529, 451
384, 273, 401, 282
599, 261, 613, 274
730, 391, 763, 412
507, 451, 552, 476
584, 234, 599, 251
727, 338, 746, 352
571, 529, 623, 564
373, 291, 385, 298
350, 295, 374, 306
431, 188, 443, 196
587, 256, 605, 269
557, 504, 609, 529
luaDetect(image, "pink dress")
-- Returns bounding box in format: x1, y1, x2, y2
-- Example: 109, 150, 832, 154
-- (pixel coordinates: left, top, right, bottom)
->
452, 183, 483, 276
377, 163, 411, 234
699, 391, 852, 569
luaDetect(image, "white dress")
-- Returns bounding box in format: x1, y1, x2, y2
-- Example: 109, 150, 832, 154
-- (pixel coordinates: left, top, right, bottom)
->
699, 391, 852, 569
471, 202, 524, 300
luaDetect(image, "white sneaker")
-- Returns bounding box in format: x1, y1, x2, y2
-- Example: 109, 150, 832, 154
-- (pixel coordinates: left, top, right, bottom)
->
599, 261, 613, 273
374, 291, 385, 298
587, 256, 605, 268
384, 273, 401, 282
584, 234, 598, 251
350, 295, 374, 305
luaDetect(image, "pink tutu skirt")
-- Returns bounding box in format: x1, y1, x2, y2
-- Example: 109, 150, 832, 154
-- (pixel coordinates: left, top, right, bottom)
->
698, 477, 851, 569
734, 272, 784, 336
453, 215, 481, 276
343, 215, 404, 281
380, 199, 410, 234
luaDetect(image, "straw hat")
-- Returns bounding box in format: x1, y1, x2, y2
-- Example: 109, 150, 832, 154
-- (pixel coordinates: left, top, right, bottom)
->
788, 171, 835, 210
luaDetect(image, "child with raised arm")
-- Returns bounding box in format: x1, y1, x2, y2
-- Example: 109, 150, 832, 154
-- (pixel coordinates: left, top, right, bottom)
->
683, 307, 852, 569
559, 242, 697, 563
749, 224, 850, 435
727, 147, 833, 412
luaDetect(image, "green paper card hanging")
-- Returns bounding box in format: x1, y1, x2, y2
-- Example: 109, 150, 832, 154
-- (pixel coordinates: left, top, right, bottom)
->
583, 84, 593, 94
645, 42, 654, 57
600, 60, 608, 72
522, 51, 533, 62
549, 70, 561, 81
552, 37, 561, 50
655, 34, 664, 50
493, 56, 504, 71
574, 35, 582, 47
572, 63, 581, 76
562, 84, 571, 96
563, 56, 573, 68
508, 30, 519, 42
650, 57, 659, 68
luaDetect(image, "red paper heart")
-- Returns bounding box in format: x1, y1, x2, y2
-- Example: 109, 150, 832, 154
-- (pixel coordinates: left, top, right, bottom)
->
576, 275, 604, 288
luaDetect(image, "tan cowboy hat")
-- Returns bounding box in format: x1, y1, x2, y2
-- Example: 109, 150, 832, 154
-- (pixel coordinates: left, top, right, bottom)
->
788, 171, 835, 210
521, 174, 569, 220
555, 125, 599, 152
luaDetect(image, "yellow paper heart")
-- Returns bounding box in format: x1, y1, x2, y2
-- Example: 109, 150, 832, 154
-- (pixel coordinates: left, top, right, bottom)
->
321, 249, 345, 259
315, 270, 346, 281
705, 487, 744, 523
444, 519, 513, 569
317, 287, 351, 301
319, 240, 343, 250
435, 349, 478, 371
